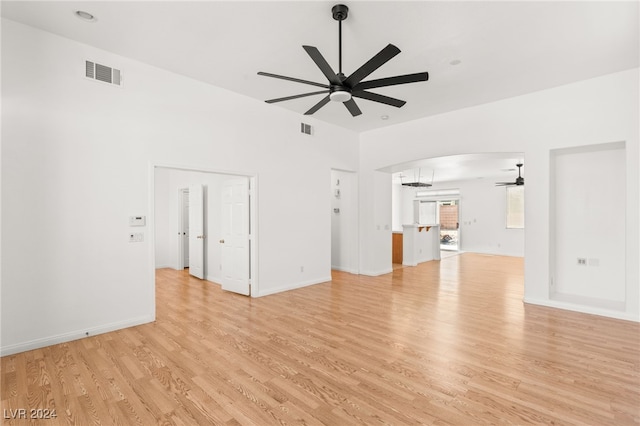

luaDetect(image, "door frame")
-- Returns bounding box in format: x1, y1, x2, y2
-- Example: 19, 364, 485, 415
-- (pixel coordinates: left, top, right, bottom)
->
149, 163, 259, 297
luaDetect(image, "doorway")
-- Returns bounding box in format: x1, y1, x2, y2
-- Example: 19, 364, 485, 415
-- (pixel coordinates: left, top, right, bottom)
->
152, 165, 257, 296
438, 200, 459, 251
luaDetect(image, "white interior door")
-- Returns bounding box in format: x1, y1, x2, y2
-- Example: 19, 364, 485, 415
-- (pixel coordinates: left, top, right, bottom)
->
188, 184, 205, 279
220, 177, 250, 295
182, 189, 190, 267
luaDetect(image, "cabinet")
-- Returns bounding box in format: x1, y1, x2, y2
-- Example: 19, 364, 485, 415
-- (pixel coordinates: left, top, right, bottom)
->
392, 232, 403, 264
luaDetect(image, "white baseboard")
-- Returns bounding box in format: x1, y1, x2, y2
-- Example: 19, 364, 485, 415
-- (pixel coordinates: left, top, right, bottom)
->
331, 265, 359, 274
205, 275, 222, 285
255, 276, 332, 297
0, 315, 155, 356
523, 297, 639, 322
155, 264, 173, 269
359, 268, 393, 277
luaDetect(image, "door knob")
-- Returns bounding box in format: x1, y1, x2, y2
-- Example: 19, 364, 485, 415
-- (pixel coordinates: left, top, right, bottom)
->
197, 235, 205, 239
219, 239, 225, 244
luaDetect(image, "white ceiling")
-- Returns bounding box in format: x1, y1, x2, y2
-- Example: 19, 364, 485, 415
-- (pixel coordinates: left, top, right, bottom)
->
386, 152, 524, 185
1, 1, 637, 184
2, 0, 638, 135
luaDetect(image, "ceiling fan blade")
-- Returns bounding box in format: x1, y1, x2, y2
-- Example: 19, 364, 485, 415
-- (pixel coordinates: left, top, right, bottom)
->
344, 44, 401, 88
304, 95, 331, 115
343, 98, 362, 117
302, 46, 340, 85
265, 90, 329, 104
353, 72, 429, 91
258, 72, 329, 89
352, 90, 406, 108
495, 182, 516, 186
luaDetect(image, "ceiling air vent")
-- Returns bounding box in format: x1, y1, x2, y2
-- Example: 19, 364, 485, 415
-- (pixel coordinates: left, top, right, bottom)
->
85, 60, 122, 86
301, 123, 313, 135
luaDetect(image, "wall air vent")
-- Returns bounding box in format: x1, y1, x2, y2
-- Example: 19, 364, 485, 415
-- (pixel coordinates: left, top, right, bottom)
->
85, 60, 122, 86
301, 123, 313, 135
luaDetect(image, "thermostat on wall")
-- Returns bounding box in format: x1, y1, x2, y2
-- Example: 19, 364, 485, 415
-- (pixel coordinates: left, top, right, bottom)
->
129, 216, 146, 227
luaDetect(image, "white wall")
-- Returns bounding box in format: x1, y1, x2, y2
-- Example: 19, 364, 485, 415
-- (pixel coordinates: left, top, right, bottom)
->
154, 167, 172, 268
358, 170, 393, 276
394, 178, 525, 257
551, 143, 626, 306
1, 19, 359, 355
360, 68, 639, 321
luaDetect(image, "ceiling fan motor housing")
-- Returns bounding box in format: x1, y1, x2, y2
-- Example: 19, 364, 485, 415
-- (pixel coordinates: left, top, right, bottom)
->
330, 72, 351, 102
332, 4, 349, 21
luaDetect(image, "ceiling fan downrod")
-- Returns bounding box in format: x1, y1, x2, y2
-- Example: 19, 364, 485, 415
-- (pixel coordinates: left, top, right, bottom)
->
332, 4, 348, 77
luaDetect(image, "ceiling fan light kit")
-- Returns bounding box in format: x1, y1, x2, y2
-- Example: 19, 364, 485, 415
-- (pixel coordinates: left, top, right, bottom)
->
258, 4, 429, 117
329, 90, 352, 102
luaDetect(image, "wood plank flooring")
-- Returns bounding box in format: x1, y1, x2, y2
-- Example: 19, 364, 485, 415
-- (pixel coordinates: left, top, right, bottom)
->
2, 253, 639, 425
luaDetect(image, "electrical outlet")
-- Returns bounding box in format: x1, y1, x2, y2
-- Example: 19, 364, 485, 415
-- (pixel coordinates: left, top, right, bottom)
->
129, 232, 144, 243
577, 258, 587, 265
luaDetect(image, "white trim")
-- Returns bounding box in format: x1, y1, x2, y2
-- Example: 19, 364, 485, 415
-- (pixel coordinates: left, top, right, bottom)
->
205, 274, 222, 284
249, 175, 259, 296
331, 266, 359, 274
0, 315, 154, 356
360, 268, 394, 276
155, 264, 173, 269
523, 297, 639, 323
147, 165, 157, 322
254, 276, 332, 298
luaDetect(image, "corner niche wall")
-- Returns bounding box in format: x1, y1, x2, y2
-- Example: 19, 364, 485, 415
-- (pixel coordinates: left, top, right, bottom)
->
549, 141, 626, 311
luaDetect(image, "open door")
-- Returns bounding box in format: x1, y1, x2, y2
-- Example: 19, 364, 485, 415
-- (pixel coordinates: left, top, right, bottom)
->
188, 184, 205, 279
220, 177, 250, 295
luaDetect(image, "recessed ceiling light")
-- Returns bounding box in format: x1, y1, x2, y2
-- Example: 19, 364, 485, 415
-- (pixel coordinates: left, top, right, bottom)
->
381, 115, 389, 120
449, 59, 462, 66
75, 10, 97, 22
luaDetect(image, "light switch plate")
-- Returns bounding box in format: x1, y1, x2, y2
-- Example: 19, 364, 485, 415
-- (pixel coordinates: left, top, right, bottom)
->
129, 216, 146, 226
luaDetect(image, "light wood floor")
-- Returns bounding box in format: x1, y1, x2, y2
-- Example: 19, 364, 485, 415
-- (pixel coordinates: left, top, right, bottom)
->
2, 253, 639, 425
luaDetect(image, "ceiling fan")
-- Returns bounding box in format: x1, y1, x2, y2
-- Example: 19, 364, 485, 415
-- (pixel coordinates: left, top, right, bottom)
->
257, 4, 429, 117
496, 163, 524, 186
401, 169, 434, 187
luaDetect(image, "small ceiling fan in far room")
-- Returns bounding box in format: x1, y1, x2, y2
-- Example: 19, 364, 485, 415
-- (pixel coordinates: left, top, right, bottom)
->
257, 4, 429, 117
401, 169, 434, 187
495, 163, 524, 186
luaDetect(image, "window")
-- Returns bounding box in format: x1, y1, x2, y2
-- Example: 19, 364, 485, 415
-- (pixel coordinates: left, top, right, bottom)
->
506, 186, 524, 229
